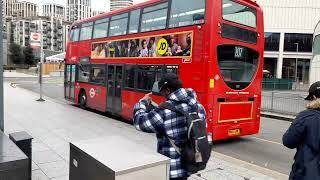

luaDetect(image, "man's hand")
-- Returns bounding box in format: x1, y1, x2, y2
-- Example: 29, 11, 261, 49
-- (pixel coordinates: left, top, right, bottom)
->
141, 93, 152, 103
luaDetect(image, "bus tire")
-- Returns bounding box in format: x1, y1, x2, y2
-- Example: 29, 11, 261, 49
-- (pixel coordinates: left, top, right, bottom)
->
79, 90, 87, 109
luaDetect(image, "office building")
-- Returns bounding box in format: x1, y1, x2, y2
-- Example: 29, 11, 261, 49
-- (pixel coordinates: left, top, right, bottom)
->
67, 0, 92, 22
110, 0, 133, 11
43, 3, 65, 20
13, 1, 37, 18
259, 0, 320, 85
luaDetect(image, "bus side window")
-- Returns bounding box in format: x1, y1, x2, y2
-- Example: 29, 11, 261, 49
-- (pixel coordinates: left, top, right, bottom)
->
137, 65, 163, 91
141, 2, 168, 32
79, 22, 94, 41
93, 18, 109, 39
109, 13, 129, 37
78, 64, 90, 82
70, 27, 80, 42
129, 9, 141, 34
90, 66, 106, 85
125, 65, 135, 88
169, 0, 206, 28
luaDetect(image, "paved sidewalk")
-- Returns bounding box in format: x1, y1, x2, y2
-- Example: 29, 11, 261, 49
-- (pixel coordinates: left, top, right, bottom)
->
4, 71, 50, 78
4, 83, 288, 180
4, 71, 37, 78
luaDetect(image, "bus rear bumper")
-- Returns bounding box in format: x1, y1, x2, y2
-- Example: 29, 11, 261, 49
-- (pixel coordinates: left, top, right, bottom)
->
212, 120, 260, 141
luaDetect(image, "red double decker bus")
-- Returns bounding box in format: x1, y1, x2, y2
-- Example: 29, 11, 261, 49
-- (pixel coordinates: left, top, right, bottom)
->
65, 0, 264, 141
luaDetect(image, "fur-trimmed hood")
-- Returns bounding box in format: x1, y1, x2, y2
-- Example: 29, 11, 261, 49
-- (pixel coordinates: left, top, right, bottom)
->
306, 99, 320, 109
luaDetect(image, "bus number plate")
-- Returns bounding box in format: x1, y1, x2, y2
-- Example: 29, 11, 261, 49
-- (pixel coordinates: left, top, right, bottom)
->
228, 129, 241, 136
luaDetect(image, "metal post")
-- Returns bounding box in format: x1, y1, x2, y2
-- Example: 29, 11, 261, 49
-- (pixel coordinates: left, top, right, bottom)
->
294, 43, 299, 90
37, 26, 45, 102
0, 0, 4, 131
271, 91, 275, 111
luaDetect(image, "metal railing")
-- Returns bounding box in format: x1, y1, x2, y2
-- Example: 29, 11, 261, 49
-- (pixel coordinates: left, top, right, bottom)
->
262, 91, 307, 116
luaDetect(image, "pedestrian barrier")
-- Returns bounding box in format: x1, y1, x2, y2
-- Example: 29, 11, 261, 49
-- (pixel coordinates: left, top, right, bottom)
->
262, 91, 306, 115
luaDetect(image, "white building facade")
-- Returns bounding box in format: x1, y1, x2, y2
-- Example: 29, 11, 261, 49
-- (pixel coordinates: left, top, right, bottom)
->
110, 0, 133, 11
7, 16, 71, 52
43, 3, 65, 20
258, 0, 320, 84
67, 0, 92, 22
13, 1, 37, 18
3, 0, 17, 17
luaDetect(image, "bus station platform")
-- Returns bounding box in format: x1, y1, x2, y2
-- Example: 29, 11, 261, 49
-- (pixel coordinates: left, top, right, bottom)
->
3, 82, 288, 180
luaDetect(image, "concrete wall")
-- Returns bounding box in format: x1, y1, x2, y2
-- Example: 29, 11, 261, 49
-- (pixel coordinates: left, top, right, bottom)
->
259, 0, 320, 33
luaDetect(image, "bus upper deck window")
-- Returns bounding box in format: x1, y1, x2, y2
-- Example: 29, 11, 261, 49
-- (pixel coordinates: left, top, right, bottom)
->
169, 0, 205, 28
70, 27, 80, 42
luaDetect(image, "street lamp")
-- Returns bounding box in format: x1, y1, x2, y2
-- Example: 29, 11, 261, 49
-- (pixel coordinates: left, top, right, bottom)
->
294, 42, 299, 90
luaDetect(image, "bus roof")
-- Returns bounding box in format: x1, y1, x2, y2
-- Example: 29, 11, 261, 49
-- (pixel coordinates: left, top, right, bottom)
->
72, 0, 261, 27
72, 0, 161, 26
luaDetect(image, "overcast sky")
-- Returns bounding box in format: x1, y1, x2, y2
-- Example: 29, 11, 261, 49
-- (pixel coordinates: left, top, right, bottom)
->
28, 0, 148, 12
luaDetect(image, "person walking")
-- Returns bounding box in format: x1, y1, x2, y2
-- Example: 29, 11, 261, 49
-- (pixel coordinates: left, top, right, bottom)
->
133, 73, 208, 180
283, 81, 320, 180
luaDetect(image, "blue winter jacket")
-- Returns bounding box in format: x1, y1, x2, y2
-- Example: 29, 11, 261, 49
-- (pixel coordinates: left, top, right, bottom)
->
283, 99, 320, 180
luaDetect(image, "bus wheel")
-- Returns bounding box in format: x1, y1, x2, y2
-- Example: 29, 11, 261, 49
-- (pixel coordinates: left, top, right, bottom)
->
79, 91, 87, 109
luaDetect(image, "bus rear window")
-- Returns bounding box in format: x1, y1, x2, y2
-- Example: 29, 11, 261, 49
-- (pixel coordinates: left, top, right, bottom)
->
169, 0, 205, 28
218, 45, 259, 90
222, 0, 257, 28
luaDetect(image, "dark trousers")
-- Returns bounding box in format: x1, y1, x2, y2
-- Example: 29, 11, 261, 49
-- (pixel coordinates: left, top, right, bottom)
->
170, 177, 188, 180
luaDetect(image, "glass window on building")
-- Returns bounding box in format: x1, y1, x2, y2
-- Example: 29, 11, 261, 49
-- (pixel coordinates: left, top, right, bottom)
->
169, 0, 205, 28
284, 33, 313, 52
264, 32, 280, 51
263, 58, 277, 78
141, 2, 168, 32
282, 58, 310, 83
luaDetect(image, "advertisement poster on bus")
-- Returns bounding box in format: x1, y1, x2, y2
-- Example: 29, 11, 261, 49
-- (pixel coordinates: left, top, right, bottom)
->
91, 31, 193, 59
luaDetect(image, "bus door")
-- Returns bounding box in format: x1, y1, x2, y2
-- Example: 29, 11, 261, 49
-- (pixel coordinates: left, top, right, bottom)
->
106, 65, 123, 113
65, 64, 76, 100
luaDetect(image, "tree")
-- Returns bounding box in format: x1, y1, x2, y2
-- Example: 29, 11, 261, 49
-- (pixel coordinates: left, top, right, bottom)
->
9, 43, 24, 64
23, 46, 35, 65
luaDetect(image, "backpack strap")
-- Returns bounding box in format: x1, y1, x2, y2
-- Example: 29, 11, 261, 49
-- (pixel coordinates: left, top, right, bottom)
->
159, 102, 185, 155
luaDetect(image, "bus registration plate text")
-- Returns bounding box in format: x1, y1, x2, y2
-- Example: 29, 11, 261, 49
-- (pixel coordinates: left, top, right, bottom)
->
228, 129, 241, 136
